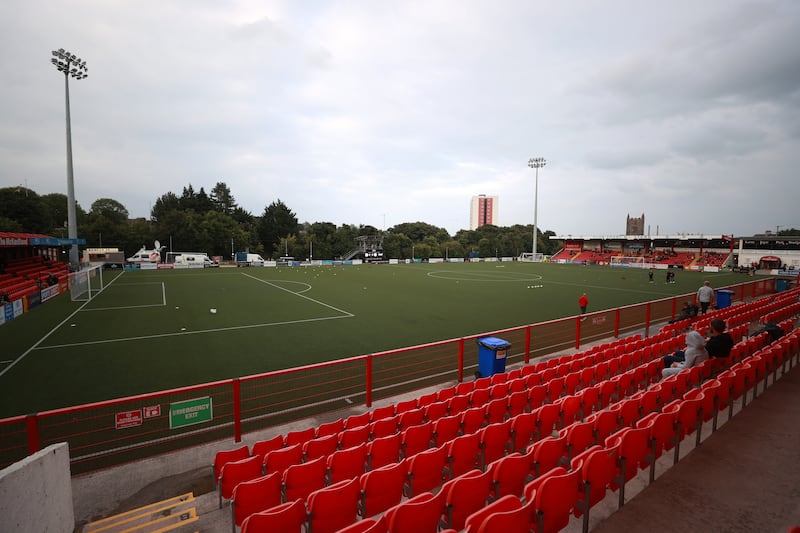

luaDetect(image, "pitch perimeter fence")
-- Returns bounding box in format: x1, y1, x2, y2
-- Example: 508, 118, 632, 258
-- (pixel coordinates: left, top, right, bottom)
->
0, 278, 774, 474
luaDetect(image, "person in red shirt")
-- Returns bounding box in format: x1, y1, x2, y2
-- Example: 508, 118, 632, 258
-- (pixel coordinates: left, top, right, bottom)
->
578, 293, 589, 317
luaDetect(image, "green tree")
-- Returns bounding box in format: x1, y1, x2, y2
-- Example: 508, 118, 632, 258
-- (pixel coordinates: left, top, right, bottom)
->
151, 192, 180, 222
0, 217, 24, 232
40, 193, 70, 234
383, 232, 412, 259
0, 187, 49, 233
210, 182, 237, 215
258, 200, 299, 257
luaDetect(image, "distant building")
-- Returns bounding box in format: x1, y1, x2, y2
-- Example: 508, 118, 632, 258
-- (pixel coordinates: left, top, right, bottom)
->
626, 213, 645, 236
470, 195, 498, 230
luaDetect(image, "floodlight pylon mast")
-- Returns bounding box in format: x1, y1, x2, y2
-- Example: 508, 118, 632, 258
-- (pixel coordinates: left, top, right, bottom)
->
51, 48, 88, 268
528, 157, 547, 259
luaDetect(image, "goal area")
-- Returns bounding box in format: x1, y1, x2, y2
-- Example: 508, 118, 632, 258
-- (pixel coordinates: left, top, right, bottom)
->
610, 256, 646, 268
70, 265, 105, 302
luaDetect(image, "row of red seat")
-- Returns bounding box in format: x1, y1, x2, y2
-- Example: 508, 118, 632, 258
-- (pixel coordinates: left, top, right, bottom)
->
216, 334, 697, 531
340, 327, 800, 533
232, 331, 799, 532
215, 292, 798, 532
214, 335, 671, 530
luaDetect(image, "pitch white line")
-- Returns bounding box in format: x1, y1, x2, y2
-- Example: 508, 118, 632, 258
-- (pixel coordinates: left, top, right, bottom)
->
79, 282, 167, 311
81, 303, 166, 311
241, 273, 355, 317
0, 271, 125, 379
34, 314, 352, 350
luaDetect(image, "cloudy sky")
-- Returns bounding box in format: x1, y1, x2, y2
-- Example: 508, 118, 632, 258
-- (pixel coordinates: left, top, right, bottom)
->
2, 1, 799, 238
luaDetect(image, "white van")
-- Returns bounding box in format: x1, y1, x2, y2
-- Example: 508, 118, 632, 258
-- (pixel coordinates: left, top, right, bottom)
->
235, 252, 265, 266
173, 254, 219, 268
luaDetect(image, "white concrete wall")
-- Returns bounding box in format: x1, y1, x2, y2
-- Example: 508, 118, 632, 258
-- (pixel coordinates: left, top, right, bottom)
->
0, 443, 74, 533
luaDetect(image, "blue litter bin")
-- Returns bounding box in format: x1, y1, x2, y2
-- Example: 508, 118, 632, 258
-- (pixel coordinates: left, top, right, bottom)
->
476, 337, 511, 378
716, 289, 735, 309
776, 279, 789, 292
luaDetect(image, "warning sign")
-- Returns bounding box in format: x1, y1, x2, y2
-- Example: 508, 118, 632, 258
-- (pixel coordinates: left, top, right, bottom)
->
143, 405, 161, 419
115, 409, 143, 429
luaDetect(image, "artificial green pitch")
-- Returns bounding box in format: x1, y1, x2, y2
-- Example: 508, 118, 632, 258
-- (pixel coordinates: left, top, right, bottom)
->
0, 262, 747, 417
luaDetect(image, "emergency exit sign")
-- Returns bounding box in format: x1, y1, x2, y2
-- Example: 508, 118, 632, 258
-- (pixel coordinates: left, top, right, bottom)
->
169, 397, 213, 429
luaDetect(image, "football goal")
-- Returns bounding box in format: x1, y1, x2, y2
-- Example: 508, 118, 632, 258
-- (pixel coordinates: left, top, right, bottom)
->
520, 253, 544, 263
70, 265, 105, 302
610, 256, 646, 268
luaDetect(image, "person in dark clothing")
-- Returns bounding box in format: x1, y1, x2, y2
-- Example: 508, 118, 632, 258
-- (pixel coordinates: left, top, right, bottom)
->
752, 322, 784, 343
706, 318, 734, 358
669, 301, 699, 324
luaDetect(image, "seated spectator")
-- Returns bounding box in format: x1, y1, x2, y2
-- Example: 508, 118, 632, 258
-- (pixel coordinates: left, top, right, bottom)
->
706, 318, 735, 358
669, 301, 699, 324
752, 322, 784, 343
0, 292, 9, 304
663, 331, 708, 378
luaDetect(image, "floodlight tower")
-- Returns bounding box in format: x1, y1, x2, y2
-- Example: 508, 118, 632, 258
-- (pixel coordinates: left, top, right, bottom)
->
527, 157, 547, 260
51, 48, 88, 268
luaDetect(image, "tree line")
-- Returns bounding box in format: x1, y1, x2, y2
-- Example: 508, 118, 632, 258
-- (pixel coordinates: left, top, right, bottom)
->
0, 183, 561, 260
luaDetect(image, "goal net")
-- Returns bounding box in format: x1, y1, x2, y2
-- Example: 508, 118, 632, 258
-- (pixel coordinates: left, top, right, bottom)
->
520, 253, 544, 263
610, 256, 646, 268
70, 265, 105, 302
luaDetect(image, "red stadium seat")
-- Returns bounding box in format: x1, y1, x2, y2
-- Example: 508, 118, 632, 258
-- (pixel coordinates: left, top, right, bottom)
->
487, 451, 534, 499
479, 420, 511, 467
367, 433, 401, 470
231, 472, 282, 531
212, 445, 250, 488
304, 434, 339, 461
524, 466, 581, 533
464, 495, 527, 533
359, 459, 407, 517
440, 469, 492, 530
460, 406, 487, 436
529, 434, 567, 478
369, 416, 399, 441
264, 443, 303, 477
399, 408, 426, 430
384, 491, 444, 533
447, 432, 482, 478
405, 445, 449, 497
560, 420, 596, 463
340, 424, 371, 450
218, 454, 263, 508
240, 499, 306, 533
571, 445, 617, 531
307, 477, 361, 533
316, 418, 345, 438
509, 411, 536, 452
401, 422, 434, 458
282, 455, 326, 502
285, 427, 316, 447
251, 436, 283, 462
328, 442, 367, 484
433, 414, 462, 447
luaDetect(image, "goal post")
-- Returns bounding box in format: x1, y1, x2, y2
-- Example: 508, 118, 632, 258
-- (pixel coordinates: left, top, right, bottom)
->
70, 265, 105, 302
610, 256, 646, 268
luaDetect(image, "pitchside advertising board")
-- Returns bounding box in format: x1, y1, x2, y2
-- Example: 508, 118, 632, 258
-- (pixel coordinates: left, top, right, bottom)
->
114, 397, 213, 430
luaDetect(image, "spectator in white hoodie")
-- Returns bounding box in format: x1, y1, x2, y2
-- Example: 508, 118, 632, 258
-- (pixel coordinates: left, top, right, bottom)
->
662, 331, 708, 378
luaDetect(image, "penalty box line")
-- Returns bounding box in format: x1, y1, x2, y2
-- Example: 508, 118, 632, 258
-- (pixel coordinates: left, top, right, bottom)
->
79, 282, 167, 312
